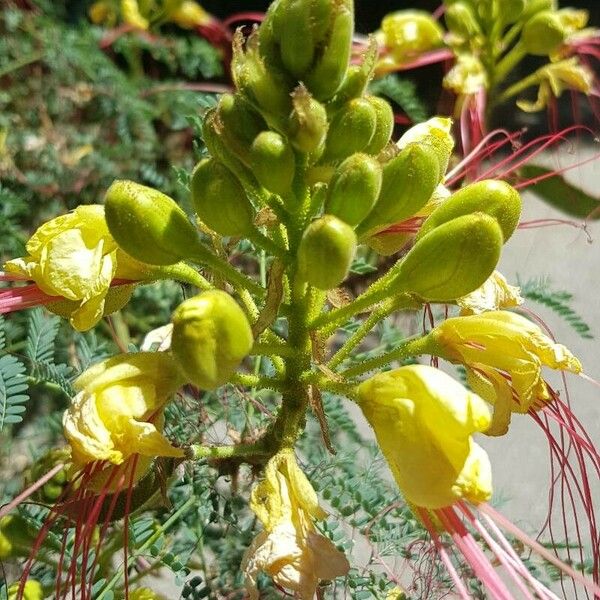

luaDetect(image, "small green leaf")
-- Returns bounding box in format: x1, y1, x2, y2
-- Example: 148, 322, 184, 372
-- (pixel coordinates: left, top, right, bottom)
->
520, 165, 600, 219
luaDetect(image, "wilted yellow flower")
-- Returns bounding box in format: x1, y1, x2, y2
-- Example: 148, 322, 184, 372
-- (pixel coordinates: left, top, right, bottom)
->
3, 205, 136, 331
242, 451, 350, 600
8, 580, 43, 600
63, 352, 185, 467
358, 365, 492, 509
429, 311, 582, 435
457, 271, 523, 315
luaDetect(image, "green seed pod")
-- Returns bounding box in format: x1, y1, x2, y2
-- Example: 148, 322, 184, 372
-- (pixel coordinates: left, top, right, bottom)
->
171, 290, 254, 390
391, 213, 503, 301
381, 10, 444, 60
396, 117, 455, 176
105, 180, 200, 265
522, 11, 566, 56
310, 0, 336, 43
324, 98, 378, 162
250, 131, 296, 195
298, 215, 357, 289
289, 86, 329, 154
445, 2, 482, 40
279, 0, 315, 78
217, 93, 267, 164
304, 3, 354, 101
363, 96, 395, 155
357, 144, 440, 236
325, 153, 383, 226
191, 158, 255, 236
417, 180, 522, 242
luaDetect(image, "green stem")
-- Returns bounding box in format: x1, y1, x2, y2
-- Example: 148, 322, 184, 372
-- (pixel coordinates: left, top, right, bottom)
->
190, 247, 264, 297
495, 70, 542, 105
328, 297, 406, 369
186, 442, 270, 460
493, 41, 527, 86
153, 262, 212, 290
230, 372, 285, 389
247, 230, 289, 261
251, 342, 296, 358
340, 335, 432, 379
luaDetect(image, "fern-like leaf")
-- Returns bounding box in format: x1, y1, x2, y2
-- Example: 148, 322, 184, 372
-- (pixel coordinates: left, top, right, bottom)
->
0, 317, 30, 430
521, 278, 593, 339
369, 74, 428, 123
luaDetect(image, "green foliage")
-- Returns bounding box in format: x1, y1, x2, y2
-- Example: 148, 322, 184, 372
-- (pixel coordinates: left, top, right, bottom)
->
520, 277, 594, 339
0, 317, 30, 430
369, 75, 429, 123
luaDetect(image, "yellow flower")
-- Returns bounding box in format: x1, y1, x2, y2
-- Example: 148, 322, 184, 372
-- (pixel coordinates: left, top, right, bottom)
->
444, 54, 488, 95
120, 0, 149, 29
129, 588, 165, 600
242, 451, 350, 600
63, 352, 185, 467
168, 1, 213, 29
358, 364, 492, 509
429, 311, 582, 435
457, 271, 523, 315
3, 205, 135, 331
8, 580, 43, 600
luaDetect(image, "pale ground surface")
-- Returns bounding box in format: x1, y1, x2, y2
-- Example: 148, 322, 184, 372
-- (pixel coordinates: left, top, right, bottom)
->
152, 145, 600, 598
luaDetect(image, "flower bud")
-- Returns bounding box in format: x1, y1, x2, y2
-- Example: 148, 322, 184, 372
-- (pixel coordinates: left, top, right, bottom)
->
381, 11, 444, 61
522, 11, 566, 56
357, 144, 441, 236
325, 154, 383, 226
250, 131, 296, 196
191, 159, 255, 236
0, 515, 36, 559
8, 580, 43, 600
104, 180, 200, 265
417, 179, 521, 242
324, 98, 378, 162
298, 215, 357, 290
217, 93, 267, 165
331, 39, 378, 107
26, 447, 71, 503
397, 117, 454, 176
521, 0, 557, 22
232, 31, 292, 123
303, 1, 354, 101
278, 0, 316, 78
171, 290, 254, 390
445, 3, 482, 40
289, 86, 329, 154
391, 213, 503, 301
363, 95, 395, 155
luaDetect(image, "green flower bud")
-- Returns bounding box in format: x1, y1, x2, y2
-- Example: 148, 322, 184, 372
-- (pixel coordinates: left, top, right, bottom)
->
232, 31, 292, 123
105, 180, 200, 266
324, 98, 378, 162
191, 159, 255, 236
303, 2, 354, 101
217, 93, 267, 165
363, 96, 395, 155
396, 117, 454, 176
357, 144, 441, 236
171, 290, 254, 390
331, 38, 378, 108
250, 131, 296, 196
202, 108, 256, 188
289, 86, 329, 154
381, 11, 444, 61
298, 215, 357, 290
391, 213, 503, 301
0, 515, 36, 558
521, 0, 556, 22
417, 180, 522, 242
8, 580, 43, 600
325, 153, 382, 226
445, 3, 482, 40
500, 0, 526, 23
278, 0, 315, 78
522, 11, 566, 56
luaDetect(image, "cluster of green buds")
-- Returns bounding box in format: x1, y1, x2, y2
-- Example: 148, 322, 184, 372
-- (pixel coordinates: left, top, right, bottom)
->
376, 0, 595, 117
4, 0, 589, 597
